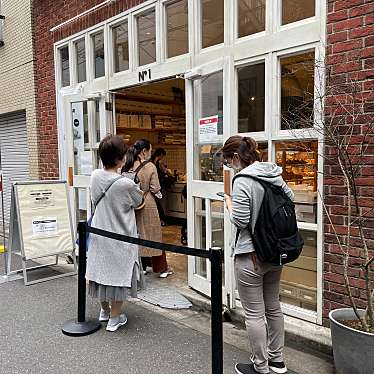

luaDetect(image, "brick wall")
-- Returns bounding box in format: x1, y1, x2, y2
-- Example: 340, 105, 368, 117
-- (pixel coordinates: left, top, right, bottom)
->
33, 0, 145, 179
324, 0, 374, 321
0, 0, 39, 179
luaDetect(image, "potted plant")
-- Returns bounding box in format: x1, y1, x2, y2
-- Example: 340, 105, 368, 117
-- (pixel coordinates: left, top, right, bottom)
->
282, 58, 374, 374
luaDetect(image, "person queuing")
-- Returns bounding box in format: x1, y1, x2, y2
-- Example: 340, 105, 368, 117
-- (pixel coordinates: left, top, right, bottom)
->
150, 148, 168, 225
122, 139, 173, 279
86, 135, 144, 332
222, 136, 293, 374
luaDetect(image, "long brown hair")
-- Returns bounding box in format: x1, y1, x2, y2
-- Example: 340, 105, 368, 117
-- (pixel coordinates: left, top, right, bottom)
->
221, 136, 260, 167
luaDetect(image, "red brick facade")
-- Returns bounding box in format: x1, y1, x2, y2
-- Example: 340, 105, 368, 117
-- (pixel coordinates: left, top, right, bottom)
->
33, 0, 145, 179
324, 0, 374, 321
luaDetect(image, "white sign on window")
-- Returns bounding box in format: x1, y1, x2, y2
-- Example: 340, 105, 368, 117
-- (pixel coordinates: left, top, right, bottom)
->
199, 115, 223, 144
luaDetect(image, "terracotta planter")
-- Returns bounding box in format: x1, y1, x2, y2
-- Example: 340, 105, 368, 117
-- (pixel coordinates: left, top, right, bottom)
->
329, 308, 374, 374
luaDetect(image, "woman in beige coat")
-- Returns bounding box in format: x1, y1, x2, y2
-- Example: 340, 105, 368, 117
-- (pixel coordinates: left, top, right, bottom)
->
122, 139, 173, 278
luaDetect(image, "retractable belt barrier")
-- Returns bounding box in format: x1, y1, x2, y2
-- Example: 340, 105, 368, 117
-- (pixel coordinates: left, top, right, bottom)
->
62, 221, 224, 374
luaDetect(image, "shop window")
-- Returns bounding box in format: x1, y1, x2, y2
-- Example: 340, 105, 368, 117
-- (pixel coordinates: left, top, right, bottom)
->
195, 198, 207, 278
201, 0, 224, 49
238, 0, 266, 38
238, 62, 265, 133
275, 141, 318, 224
194, 71, 224, 182
211, 200, 225, 284
94, 100, 101, 143
60, 46, 70, 87
166, 0, 189, 58
113, 21, 129, 73
137, 9, 156, 66
282, 0, 315, 25
257, 142, 268, 162
280, 230, 317, 312
280, 51, 315, 130
83, 101, 89, 145
93, 32, 105, 79
75, 39, 86, 83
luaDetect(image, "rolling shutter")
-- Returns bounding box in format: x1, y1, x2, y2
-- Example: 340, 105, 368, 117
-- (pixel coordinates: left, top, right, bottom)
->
0, 111, 30, 238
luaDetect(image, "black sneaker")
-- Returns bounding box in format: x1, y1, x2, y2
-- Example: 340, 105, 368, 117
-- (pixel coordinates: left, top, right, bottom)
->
235, 363, 261, 374
269, 361, 287, 374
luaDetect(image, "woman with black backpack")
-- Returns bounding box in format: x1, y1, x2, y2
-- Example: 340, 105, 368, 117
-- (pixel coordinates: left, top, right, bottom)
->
222, 136, 294, 374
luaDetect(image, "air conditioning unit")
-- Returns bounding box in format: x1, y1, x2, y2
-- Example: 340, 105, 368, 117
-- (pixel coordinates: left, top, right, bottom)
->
0, 14, 4, 47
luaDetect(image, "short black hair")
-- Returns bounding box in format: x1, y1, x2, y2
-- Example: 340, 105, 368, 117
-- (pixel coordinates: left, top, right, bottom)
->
151, 147, 166, 162
98, 135, 127, 168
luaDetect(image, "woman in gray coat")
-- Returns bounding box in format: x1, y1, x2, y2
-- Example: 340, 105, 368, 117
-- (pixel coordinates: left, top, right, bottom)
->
86, 135, 144, 332
222, 136, 294, 374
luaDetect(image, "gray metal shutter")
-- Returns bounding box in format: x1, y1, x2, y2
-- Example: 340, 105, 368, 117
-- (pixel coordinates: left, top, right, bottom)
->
0, 111, 30, 239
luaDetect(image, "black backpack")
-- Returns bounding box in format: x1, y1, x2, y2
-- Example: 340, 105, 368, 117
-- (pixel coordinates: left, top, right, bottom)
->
233, 175, 304, 265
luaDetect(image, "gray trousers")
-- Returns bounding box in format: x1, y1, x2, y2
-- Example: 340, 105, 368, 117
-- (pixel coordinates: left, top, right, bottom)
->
234, 253, 285, 374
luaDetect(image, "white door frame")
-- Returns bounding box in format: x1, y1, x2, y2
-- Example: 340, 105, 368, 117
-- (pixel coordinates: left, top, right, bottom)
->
61, 92, 112, 232
185, 57, 235, 305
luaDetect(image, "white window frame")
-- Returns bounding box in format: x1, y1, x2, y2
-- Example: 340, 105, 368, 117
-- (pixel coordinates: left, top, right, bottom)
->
278, 0, 319, 31
162, 0, 190, 62
234, 55, 269, 141
196, 0, 226, 55
89, 28, 106, 81
109, 17, 131, 76
72, 35, 88, 85
233, 0, 269, 43
133, 3, 159, 69
57, 44, 72, 89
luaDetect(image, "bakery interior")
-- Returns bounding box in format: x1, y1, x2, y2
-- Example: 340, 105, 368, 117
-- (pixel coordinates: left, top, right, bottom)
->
114, 78, 188, 281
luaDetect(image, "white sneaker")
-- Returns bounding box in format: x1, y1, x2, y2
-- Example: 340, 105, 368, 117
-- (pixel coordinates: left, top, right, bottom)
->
106, 314, 128, 332
159, 269, 174, 278
99, 308, 110, 322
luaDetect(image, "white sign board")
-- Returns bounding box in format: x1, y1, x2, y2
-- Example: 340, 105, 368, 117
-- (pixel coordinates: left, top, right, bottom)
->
199, 115, 223, 144
7, 181, 76, 285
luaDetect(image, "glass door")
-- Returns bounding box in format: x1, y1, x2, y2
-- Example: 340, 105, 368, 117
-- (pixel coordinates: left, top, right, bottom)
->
185, 59, 232, 301
63, 93, 113, 231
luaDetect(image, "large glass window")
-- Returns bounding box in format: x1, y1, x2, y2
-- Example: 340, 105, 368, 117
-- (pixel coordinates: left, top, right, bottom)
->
113, 22, 129, 73
275, 141, 318, 224
238, 0, 266, 38
238, 62, 265, 133
166, 0, 189, 58
75, 39, 86, 83
93, 32, 105, 78
282, 0, 315, 25
195, 198, 207, 278
280, 51, 315, 130
201, 0, 224, 49
138, 10, 156, 66
94, 100, 101, 143
194, 71, 224, 182
280, 230, 317, 311
60, 46, 70, 87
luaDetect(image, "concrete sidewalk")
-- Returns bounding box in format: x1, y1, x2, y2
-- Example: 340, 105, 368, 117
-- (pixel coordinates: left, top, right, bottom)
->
0, 270, 333, 374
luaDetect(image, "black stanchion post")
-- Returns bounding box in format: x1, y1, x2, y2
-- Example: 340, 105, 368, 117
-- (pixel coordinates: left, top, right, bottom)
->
77, 221, 87, 323
210, 247, 223, 374
62, 221, 101, 336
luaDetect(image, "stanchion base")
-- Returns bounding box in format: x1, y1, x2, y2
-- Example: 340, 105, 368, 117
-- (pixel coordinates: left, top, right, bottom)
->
62, 319, 101, 337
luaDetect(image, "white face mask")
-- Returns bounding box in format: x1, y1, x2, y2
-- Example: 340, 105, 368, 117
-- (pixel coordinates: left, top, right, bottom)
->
225, 155, 242, 172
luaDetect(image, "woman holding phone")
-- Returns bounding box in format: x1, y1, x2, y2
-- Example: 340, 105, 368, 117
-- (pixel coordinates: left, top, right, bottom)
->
221, 136, 293, 374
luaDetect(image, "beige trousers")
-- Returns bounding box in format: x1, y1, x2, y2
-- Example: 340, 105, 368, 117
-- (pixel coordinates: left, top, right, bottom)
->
234, 253, 285, 374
